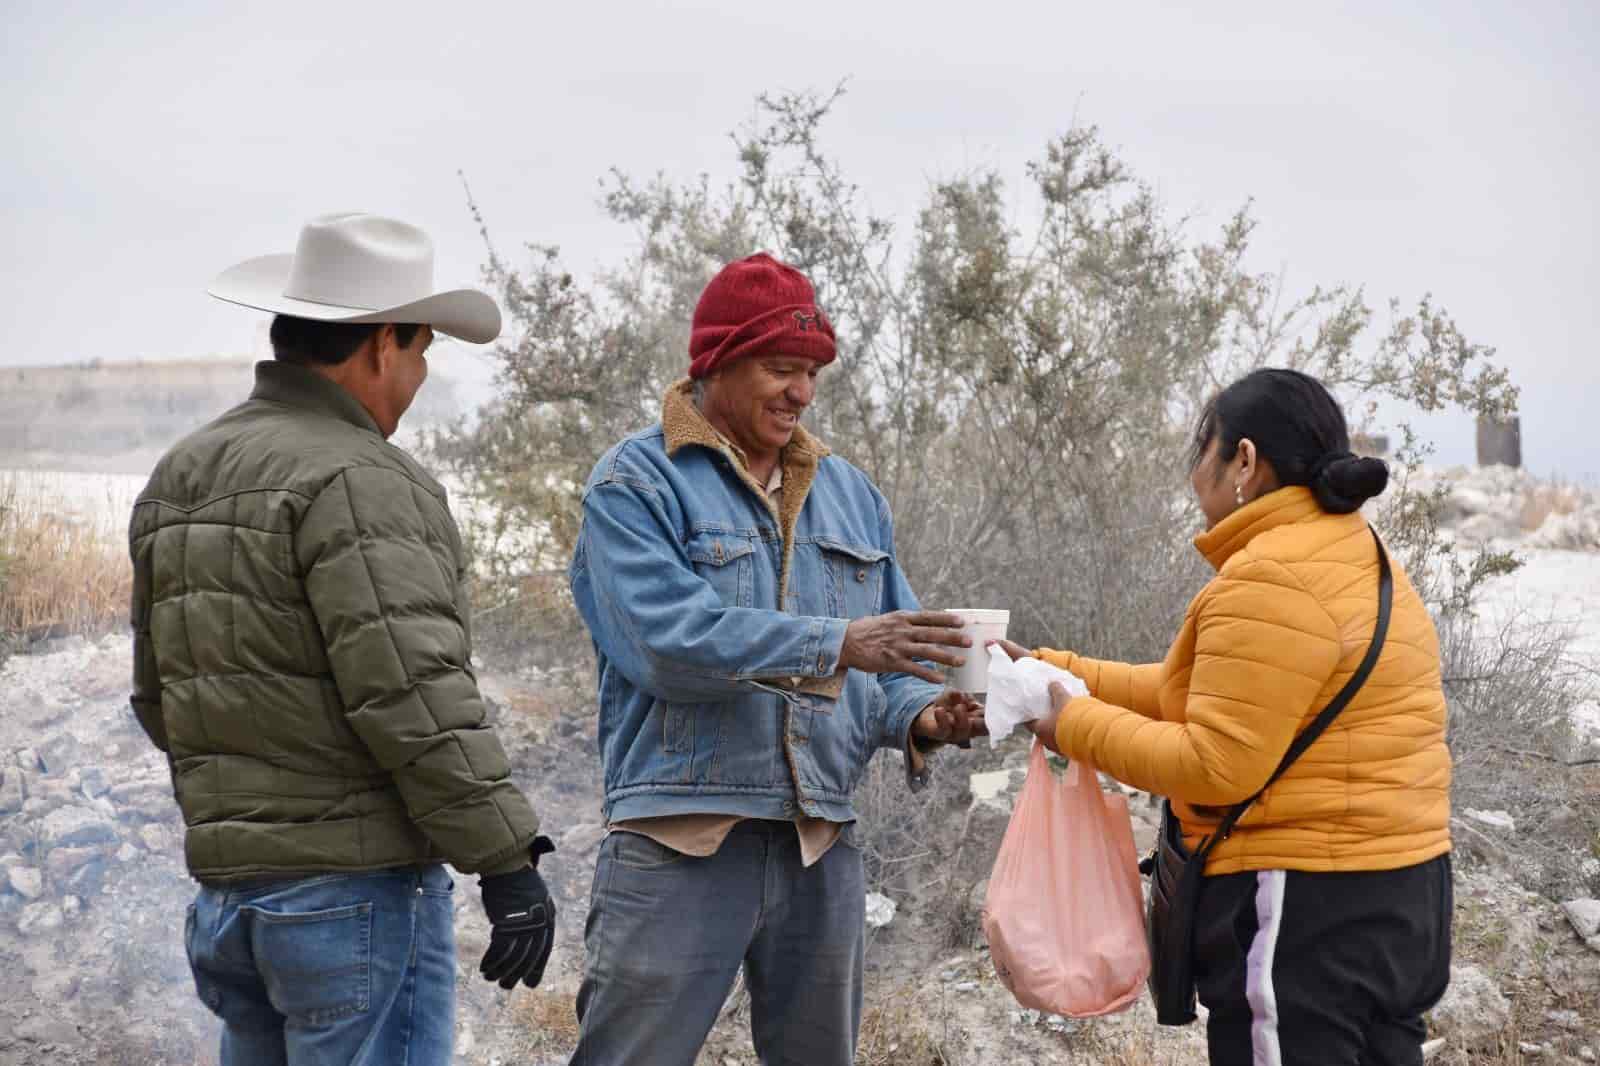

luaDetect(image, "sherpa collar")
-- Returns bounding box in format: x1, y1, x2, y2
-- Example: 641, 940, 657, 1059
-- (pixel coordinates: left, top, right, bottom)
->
660, 378, 830, 604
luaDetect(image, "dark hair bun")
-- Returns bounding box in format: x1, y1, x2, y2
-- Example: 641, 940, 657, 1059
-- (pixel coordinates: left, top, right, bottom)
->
1312, 455, 1389, 514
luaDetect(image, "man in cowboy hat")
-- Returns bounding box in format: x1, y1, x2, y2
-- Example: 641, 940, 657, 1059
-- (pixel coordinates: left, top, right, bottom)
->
129, 213, 555, 1066
567, 252, 985, 1065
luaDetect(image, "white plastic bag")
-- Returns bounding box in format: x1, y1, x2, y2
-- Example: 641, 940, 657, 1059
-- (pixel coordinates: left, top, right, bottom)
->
984, 645, 1089, 748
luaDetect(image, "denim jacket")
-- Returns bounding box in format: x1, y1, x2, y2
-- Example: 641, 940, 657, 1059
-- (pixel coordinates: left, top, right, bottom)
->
569, 381, 943, 824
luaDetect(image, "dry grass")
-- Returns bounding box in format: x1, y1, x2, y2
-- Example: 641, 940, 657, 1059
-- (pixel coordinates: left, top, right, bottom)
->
857, 994, 959, 1066
1072, 1028, 1204, 1066
507, 988, 582, 1056
0, 473, 130, 647
1516, 481, 1581, 532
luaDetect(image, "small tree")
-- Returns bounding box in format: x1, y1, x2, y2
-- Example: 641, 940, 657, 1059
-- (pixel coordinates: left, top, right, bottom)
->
439, 85, 1517, 661
437, 86, 1600, 966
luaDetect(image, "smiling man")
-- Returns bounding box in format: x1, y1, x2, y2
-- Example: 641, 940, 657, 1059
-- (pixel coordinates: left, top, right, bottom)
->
567, 253, 984, 1065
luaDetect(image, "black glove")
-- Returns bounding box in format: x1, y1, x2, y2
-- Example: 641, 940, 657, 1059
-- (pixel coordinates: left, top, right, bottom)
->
479, 835, 557, 991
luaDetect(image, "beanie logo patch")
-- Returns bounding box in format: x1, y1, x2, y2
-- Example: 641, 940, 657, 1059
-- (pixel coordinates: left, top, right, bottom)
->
792, 310, 823, 332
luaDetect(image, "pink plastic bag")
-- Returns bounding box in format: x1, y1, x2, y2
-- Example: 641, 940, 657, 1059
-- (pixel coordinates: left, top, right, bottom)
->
982, 742, 1150, 1017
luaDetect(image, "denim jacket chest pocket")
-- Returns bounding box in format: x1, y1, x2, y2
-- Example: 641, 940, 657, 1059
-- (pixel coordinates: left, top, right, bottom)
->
685, 531, 757, 608
813, 537, 890, 618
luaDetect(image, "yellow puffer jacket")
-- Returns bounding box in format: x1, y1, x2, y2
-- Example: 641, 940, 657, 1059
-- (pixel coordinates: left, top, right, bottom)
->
1039, 486, 1451, 874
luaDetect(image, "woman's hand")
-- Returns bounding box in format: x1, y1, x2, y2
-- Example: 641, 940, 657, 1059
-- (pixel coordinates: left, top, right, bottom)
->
987, 638, 1032, 662
1023, 681, 1077, 754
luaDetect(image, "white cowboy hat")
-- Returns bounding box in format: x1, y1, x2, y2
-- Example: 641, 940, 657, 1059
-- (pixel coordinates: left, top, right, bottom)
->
207, 212, 502, 344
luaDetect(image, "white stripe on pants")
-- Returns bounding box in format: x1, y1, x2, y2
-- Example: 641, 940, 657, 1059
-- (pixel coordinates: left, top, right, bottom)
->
1245, 870, 1288, 1066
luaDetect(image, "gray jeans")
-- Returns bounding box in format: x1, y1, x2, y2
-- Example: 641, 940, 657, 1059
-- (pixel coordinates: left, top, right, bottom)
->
570, 819, 866, 1066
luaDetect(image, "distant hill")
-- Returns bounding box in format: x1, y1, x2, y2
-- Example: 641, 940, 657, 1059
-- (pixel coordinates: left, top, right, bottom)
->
0, 359, 464, 473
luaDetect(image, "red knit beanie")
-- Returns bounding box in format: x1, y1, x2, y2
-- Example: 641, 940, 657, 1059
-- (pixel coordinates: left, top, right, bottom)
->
688, 253, 836, 379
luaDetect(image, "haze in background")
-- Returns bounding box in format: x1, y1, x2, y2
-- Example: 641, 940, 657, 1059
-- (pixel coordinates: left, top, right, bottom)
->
3, 1, 1595, 478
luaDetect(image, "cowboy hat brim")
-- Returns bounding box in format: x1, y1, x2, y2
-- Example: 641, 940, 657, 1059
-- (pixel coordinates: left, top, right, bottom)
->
208, 253, 502, 344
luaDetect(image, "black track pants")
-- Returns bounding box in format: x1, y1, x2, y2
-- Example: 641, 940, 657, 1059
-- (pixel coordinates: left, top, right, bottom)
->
1194, 853, 1453, 1066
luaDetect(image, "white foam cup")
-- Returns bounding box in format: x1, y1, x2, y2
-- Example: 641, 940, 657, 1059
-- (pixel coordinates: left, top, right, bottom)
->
943, 609, 1010, 693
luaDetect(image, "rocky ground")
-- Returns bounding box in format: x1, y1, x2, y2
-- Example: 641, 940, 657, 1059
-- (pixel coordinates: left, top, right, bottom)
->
1, 629, 1596, 1065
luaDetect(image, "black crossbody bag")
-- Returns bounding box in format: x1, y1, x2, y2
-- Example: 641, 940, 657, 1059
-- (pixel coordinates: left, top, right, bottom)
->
1143, 527, 1393, 1026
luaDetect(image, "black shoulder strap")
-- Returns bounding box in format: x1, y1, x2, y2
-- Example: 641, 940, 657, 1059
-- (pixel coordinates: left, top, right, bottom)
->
1195, 526, 1394, 859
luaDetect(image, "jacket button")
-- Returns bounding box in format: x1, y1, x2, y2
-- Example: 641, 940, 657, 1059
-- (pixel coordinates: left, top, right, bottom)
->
855, 569, 867, 583
782, 800, 795, 812
790, 676, 803, 686
817, 654, 827, 671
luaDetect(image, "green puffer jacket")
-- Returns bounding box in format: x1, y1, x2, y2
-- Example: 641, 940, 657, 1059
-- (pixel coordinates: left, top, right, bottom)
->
129, 361, 540, 883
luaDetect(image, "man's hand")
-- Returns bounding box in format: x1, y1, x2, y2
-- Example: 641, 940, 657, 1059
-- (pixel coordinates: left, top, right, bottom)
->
1023, 681, 1077, 755
913, 690, 988, 748
479, 836, 557, 991
840, 610, 970, 685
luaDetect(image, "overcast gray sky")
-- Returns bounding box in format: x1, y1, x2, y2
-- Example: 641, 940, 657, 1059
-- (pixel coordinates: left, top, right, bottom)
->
5, 1, 1596, 478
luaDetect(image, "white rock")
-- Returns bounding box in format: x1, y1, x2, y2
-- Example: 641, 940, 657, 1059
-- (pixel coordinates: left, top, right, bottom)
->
968, 770, 1016, 807
1518, 1042, 1545, 1056
7, 865, 43, 900
1428, 964, 1511, 1044
1562, 898, 1600, 941
17, 901, 63, 935
46, 846, 102, 881
1463, 808, 1516, 833
39, 806, 117, 849
79, 766, 110, 798
1451, 486, 1497, 517
0, 769, 23, 814
1529, 510, 1600, 551
1578, 1047, 1595, 1063
1455, 513, 1520, 545
1547, 1009, 1584, 1031
1421, 1039, 1446, 1061
864, 892, 898, 928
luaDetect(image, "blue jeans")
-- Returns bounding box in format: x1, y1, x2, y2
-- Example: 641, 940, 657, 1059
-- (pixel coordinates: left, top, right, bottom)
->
186, 865, 456, 1066
571, 820, 866, 1066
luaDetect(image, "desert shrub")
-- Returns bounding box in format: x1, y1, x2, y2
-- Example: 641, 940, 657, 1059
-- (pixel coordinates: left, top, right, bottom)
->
1440, 605, 1600, 898
438, 86, 1514, 666
438, 84, 1586, 905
